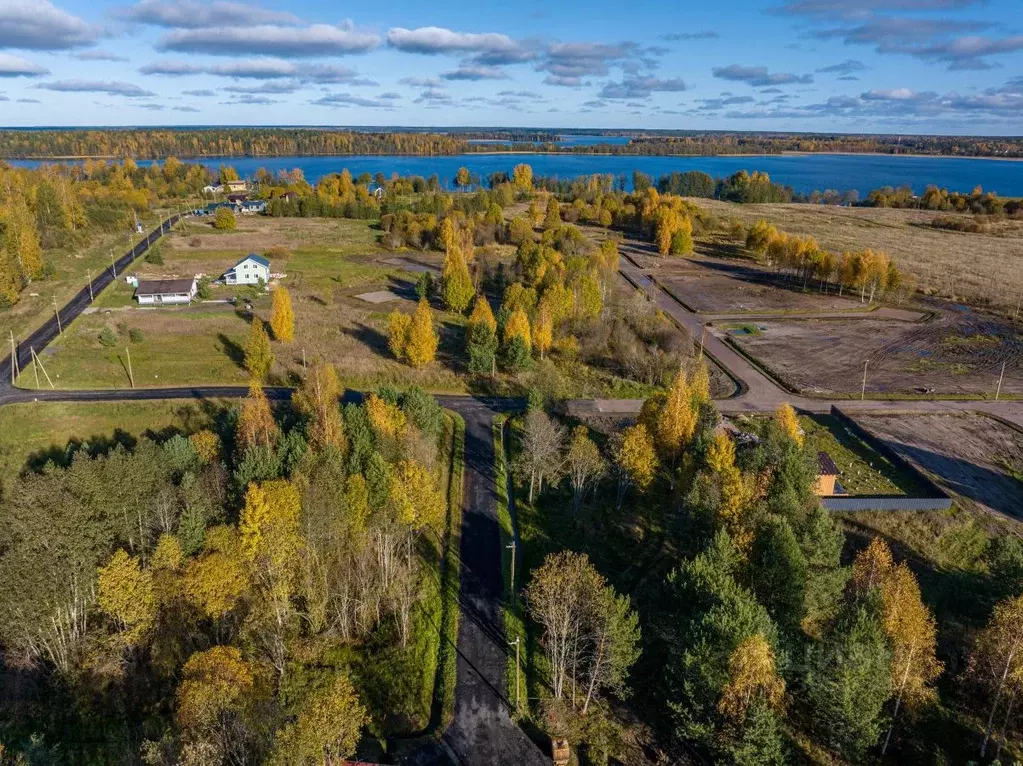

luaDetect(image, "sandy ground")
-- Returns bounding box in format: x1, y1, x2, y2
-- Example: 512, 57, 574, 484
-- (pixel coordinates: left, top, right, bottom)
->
856, 413, 1023, 519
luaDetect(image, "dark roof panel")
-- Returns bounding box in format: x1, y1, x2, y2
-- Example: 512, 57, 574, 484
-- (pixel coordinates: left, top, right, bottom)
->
817, 450, 840, 476
135, 278, 195, 295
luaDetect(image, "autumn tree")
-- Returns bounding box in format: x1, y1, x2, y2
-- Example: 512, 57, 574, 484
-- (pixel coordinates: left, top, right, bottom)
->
237, 381, 278, 451
240, 480, 303, 678
643, 372, 698, 467
293, 361, 346, 451
243, 319, 273, 381
513, 163, 533, 192
515, 408, 565, 503
466, 294, 498, 374
878, 562, 942, 754
176, 646, 256, 764
405, 298, 439, 368
533, 305, 553, 360
543, 196, 561, 230
97, 549, 155, 646
610, 423, 658, 509
718, 633, 785, 722
212, 206, 236, 230
746, 219, 778, 260
525, 551, 640, 709
269, 673, 368, 765
182, 526, 249, 622
269, 287, 294, 343
442, 246, 474, 313
387, 309, 411, 361
565, 426, 606, 513
973, 594, 1023, 759
454, 166, 471, 190
774, 403, 803, 447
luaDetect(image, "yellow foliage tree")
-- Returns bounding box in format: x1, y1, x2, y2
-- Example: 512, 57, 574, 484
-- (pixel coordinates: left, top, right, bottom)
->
189, 429, 221, 465
243, 318, 273, 381
388, 309, 411, 361
176, 646, 255, 735
879, 563, 943, 754
97, 549, 155, 644
690, 361, 711, 406
269, 673, 368, 766
182, 526, 249, 620
240, 480, 302, 567
533, 306, 553, 360
504, 306, 532, 351
468, 294, 497, 332
973, 595, 1023, 759
850, 537, 895, 597
269, 287, 294, 343
613, 423, 658, 508
237, 381, 278, 451
513, 163, 533, 192
774, 403, 803, 447
718, 634, 786, 722
706, 432, 736, 474
388, 459, 446, 530
365, 393, 407, 440
293, 361, 346, 451
442, 246, 474, 313
405, 298, 439, 368
653, 371, 698, 463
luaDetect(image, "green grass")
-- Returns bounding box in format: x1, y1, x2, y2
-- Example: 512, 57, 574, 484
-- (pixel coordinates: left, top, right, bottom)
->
797, 414, 930, 496
435, 412, 465, 728
0, 398, 227, 487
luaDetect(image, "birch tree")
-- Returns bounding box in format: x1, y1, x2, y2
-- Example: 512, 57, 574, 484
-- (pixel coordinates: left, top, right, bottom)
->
515, 409, 565, 503
565, 426, 606, 513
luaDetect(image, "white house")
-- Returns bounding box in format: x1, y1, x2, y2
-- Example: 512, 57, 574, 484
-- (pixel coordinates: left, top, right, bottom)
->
135, 278, 197, 306
223, 253, 271, 286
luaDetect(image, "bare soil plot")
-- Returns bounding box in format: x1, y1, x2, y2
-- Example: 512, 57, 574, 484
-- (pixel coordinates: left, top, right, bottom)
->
654, 257, 868, 314
855, 413, 1023, 519
690, 198, 1023, 314
731, 307, 1023, 396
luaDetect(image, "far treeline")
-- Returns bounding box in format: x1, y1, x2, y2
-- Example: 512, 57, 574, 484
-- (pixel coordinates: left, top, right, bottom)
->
1, 128, 1023, 159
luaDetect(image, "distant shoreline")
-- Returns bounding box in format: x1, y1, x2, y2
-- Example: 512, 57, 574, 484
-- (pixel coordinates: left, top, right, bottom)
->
5, 150, 1023, 162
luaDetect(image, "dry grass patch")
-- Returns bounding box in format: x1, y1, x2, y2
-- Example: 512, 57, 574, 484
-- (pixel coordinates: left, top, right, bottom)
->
689, 198, 1023, 313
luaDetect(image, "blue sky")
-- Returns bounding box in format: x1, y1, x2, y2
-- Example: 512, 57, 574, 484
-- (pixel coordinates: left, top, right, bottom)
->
0, 0, 1020, 133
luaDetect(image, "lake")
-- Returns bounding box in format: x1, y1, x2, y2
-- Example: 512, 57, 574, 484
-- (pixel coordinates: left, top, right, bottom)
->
9, 152, 1022, 195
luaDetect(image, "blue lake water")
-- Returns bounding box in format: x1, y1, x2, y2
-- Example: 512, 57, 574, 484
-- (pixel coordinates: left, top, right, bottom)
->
9, 152, 1022, 195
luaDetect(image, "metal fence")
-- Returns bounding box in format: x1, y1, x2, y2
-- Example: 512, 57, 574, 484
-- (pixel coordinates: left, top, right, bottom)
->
822, 496, 953, 512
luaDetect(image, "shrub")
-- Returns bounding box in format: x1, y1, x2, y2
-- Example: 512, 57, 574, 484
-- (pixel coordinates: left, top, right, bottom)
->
128, 327, 145, 343
98, 327, 117, 347
213, 207, 237, 230
144, 248, 164, 265
196, 276, 213, 300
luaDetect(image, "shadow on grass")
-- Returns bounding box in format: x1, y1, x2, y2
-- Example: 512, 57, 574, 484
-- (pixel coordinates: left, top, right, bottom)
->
344, 322, 390, 354
387, 274, 420, 302
217, 333, 247, 371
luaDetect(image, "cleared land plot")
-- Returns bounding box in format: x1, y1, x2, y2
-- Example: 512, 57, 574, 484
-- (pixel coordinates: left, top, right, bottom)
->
0, 398, 225, 485
730, 309, 1023, 397
20, 216, 689, 398
689, 198, 1023, 314
654, 257, 868, 314
855, 413, 1023, 519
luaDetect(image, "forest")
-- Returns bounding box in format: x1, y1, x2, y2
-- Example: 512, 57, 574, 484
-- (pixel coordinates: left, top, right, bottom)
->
0, 379, 460, 764
1, 128, 1021, 159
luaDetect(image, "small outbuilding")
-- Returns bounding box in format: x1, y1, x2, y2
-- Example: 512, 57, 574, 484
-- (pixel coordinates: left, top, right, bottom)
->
814, 451, 845, 496
135, 278, 197, 306
223, 253, 271, 286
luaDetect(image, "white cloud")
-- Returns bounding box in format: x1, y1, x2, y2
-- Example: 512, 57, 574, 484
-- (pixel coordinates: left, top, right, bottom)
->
158, 22, 380, 57
36, 79, 156, 97
124, 0, 299, 28
0, 52, 49, 77
0, 0, 100, 50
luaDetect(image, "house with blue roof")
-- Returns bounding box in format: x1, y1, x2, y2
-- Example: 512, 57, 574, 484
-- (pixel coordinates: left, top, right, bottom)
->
222, 253, 271, 286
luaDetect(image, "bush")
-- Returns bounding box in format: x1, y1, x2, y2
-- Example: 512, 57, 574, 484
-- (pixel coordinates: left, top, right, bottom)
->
128, 327, 145, 343
196, 276, 213, 300
213, 207, 237, 230
144, 248, 164, 265
98, 327, 116, 347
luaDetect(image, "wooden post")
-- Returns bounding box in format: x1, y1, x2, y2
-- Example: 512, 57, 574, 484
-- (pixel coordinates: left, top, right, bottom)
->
9, 330, 19, 384
31, 348, 54, 388
861, 360, 868, 401
87, 269, 94, 302
31, 346, 39, 388
126, 347, 135, 388
996, 361, 1006, 401
53, 297, 62, 335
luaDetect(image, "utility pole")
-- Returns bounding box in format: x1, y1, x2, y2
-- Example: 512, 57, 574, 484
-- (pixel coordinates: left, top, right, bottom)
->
31, 347, 54, 388
699, 325, 706, 357
111, 250, 117, 278
506, 541, 516, 603
86, 269, 94, 302
996, 361, 1007, 401
53, 296, 62, 335
31, 346, 39, 388
861, 359, 869, 401
125, 347, 135, 388
8, 330, 19, 384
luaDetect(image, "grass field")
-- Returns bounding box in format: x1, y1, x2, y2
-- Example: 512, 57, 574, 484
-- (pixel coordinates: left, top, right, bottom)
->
0, 398, 228, 486
689, 198, 1023, 314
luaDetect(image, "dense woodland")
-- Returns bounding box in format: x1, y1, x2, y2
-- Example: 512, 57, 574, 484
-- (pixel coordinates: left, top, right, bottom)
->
0, 380, 455, 763
1, 128, 1022, 159
0, 158, 210, 306
511, 392, 1023, 764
